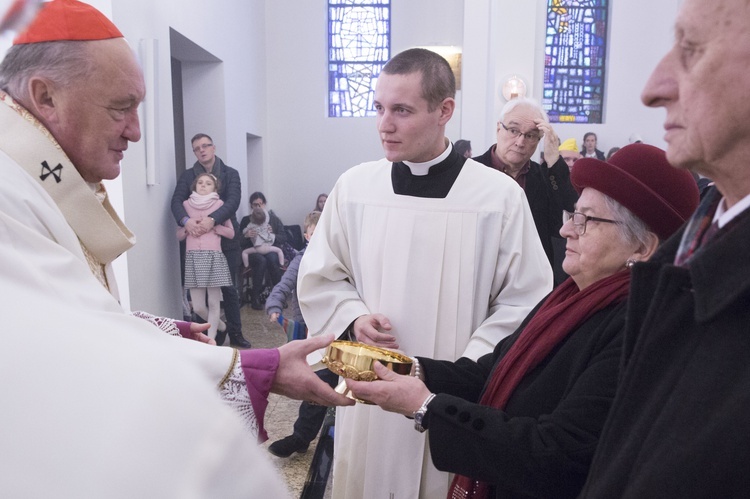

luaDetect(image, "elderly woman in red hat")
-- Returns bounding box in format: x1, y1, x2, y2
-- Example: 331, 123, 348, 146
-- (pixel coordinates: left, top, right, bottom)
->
347, 143, 700, 499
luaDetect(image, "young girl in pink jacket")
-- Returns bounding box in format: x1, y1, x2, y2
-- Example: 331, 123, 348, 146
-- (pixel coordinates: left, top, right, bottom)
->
177, 173, 234, 340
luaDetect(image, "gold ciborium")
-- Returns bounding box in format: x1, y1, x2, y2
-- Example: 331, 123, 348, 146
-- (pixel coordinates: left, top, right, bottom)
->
322, 340, 413, 404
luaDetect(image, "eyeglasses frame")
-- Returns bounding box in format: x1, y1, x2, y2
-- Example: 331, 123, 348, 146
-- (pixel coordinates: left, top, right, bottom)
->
192, 143, 214, 152
562, 210, 622, 235
499, 122, 543, 142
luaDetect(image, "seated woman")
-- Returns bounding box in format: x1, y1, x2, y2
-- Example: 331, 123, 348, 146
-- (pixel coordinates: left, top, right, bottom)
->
348, 144, 700, 499
240, 192, 287, 310
241, 206, 285, 268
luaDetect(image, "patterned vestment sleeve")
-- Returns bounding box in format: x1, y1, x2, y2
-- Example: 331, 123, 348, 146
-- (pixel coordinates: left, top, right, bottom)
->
129, 310, 262, 440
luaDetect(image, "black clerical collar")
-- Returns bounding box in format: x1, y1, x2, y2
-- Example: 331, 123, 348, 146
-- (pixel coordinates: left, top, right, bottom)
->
391, 146, 467, 198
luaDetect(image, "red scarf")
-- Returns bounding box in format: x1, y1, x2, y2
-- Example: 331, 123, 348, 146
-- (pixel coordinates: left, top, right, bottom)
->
448, 270, 631, 499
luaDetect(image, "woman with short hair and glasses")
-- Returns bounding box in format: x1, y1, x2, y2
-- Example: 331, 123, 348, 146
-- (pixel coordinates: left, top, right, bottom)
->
347, 144, 699, 499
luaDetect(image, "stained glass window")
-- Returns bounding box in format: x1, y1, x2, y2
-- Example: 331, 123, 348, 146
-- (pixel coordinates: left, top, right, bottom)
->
542, 0, 609, 124
328, 0, 390, 118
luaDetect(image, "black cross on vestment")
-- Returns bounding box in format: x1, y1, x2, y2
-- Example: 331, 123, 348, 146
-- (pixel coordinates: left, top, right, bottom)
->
40, 161, 63, 183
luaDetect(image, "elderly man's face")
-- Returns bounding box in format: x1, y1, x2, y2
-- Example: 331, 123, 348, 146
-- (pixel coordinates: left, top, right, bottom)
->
48, 38, 144, 183
641, 0, 750, 179
495, 104, 543, 170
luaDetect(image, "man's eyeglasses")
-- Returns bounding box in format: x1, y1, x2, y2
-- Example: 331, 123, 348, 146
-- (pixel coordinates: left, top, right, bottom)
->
193, 143, 214, 152
562, 210, 622, 235
500, 123, 543, 142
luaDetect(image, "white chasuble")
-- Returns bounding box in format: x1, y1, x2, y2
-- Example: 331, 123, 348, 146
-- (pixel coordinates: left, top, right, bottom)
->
0, 92, 237, 382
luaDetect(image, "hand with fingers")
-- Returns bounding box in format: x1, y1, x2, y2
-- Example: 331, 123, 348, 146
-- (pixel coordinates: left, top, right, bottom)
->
352, 313, 399, 350
272, 334, 355, 407
347, 362, 432, 416
188, 322, 217, 345
535, 119, 560, 167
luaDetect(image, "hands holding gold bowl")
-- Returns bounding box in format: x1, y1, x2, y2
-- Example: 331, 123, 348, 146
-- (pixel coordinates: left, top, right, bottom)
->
322, 340, 413, 404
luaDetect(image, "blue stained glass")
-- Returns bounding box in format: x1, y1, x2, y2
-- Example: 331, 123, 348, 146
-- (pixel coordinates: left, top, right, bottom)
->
328, 0, 390, 117
543, 0, 609, 124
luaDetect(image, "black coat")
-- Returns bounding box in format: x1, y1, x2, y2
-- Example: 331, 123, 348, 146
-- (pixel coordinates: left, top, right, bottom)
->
170, 156, 241, 252
473, 147, 578, 268
580, 190, 750, 498
421, 298, 627, 499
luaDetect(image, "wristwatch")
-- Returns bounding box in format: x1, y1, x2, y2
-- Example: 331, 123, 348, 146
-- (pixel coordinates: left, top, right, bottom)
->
414, 393, 436, 433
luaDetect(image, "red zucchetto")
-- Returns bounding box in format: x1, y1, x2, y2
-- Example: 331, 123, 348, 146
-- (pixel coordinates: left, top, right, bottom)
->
13, 0, 122, 45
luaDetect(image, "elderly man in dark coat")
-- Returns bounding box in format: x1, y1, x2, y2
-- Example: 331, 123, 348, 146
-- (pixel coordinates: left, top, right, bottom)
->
579, 0, 750, 497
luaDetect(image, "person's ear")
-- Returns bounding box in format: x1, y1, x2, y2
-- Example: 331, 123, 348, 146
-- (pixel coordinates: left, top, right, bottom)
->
27, 77, 60, 125
630, 232, 660, 264
437, 97, 455, 126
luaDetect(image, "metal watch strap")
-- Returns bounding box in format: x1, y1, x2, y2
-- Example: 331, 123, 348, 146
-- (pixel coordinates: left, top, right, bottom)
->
414, 393, 436, 433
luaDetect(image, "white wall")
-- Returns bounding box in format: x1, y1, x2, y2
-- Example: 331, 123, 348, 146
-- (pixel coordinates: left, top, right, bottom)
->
111, 0, 267, 317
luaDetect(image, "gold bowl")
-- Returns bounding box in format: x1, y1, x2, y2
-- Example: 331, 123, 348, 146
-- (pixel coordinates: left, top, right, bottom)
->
322, 340, 413, 403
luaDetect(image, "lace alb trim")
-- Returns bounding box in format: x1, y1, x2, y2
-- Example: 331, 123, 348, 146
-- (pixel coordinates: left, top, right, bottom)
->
132, 311, 258, 438
218, 350, 259, 439
131, 311, 182, 338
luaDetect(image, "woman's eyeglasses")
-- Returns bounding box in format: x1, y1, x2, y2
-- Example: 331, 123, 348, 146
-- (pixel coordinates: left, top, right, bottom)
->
562, 210, 622, 235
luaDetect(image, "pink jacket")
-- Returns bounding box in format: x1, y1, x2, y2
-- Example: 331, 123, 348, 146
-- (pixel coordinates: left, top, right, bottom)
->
176, 199, 234, 251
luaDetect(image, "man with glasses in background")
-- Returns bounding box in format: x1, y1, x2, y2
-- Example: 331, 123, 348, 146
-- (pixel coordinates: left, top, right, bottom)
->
473, 97, 579, 286
171, 133, 250, 348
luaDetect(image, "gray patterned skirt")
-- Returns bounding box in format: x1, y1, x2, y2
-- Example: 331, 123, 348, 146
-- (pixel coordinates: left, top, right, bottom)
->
184, 250, 234, 288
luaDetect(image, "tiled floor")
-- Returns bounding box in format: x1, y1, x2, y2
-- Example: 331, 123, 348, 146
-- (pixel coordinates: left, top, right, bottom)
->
234, 304, 331, 498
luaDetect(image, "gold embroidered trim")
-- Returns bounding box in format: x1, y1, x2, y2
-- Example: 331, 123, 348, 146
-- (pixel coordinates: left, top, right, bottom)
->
79, 239, 110, 291
219, 348, 240, 389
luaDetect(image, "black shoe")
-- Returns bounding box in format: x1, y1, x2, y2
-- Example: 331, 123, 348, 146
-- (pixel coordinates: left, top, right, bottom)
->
229, 334, 251, 349
215, 329, 227, 346
268, 435, 309, 458
250, 297, 264, 311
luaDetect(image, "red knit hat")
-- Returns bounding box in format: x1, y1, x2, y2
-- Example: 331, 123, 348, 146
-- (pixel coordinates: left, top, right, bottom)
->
571, 143, 699, 240
13, 0, 122, 45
